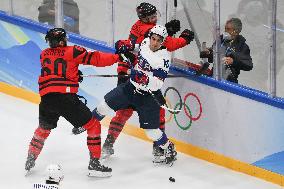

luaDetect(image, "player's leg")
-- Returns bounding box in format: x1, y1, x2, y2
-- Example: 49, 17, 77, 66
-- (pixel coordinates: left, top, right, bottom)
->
138, 95, 177, 165
25, 94, 59, 172
102, 108, 134, 159
152, 90, 168, 160
59, 94, 111, 177
152, 108, 166, 159
93, 83, 132, 159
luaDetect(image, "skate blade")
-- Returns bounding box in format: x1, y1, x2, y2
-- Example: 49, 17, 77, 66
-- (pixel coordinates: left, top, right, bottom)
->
153, 157, 177, 166
88, 170, 112, 178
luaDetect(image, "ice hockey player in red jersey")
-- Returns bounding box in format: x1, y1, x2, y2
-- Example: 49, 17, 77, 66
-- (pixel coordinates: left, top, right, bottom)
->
102, 2, 194, 162
25, 28, 125, 177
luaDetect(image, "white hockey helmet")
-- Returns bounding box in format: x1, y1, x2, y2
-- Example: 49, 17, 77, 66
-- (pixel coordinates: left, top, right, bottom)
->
45, 164, 64, 183
149, 25, 168, 41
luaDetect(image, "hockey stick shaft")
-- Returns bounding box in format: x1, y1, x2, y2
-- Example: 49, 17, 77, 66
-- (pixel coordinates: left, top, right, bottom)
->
82, 74, 187, 78
144, 85, 181, 113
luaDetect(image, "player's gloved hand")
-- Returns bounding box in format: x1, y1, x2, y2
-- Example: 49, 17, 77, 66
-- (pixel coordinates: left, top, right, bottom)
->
117, 71, 130, 86
118, 51, 136, 68
115, 40, 134, 54
179, 29, 194, 44
130, 69, 149, 85
165, 19, 181, 36
72, 126, 86, 135
78, 70, 83, 83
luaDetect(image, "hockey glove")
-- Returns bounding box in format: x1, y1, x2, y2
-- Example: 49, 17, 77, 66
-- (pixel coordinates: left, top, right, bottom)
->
130, 69, 149, 85
115, 40, 134, 54
179, 29, 195, 44
165, 19, 181, 36
78, 70, 83, 83
117, 71, 130, 86
118, 51, 136, 68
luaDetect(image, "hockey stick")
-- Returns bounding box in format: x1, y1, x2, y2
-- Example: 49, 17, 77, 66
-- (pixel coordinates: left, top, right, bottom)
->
81, 74, 187, 78
180, 0, 210, 68
144, 85, 181, 114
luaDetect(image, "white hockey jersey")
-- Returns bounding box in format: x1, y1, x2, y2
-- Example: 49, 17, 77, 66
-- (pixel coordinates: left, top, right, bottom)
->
33, 183, 59, 189
130, 38, 171, 92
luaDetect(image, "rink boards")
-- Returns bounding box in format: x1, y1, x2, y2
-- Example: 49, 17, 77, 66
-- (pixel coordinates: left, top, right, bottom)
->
1, 11, 284, 186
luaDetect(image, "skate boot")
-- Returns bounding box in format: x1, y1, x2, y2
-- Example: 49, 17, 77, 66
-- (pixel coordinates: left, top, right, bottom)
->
25, 153, 36, 172
88, 158, 112, 177
164, 141, 177, 166
152, 144, 165, 164
101, 134, 115, 159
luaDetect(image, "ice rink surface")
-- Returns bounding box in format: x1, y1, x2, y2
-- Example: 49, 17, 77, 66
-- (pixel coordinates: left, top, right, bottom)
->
0, 93, 282, 189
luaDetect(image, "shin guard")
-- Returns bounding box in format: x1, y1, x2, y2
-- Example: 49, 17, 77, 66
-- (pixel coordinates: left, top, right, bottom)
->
85, 117, 102, 159
107, 108, 133, 141
28, 126, 51, 159
159, 108, 165, 132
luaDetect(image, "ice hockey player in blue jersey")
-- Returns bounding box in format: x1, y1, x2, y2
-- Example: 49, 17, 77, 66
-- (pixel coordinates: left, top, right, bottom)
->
73, 25, 177, 165
33, 164, 63, 189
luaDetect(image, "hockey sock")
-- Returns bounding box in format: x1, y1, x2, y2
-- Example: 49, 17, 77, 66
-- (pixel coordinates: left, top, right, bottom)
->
108, 108, 133, 141
159, 108, 165, 132
85, 117, 102, 159
28, 126, 51, 158
155, 132, 169, 148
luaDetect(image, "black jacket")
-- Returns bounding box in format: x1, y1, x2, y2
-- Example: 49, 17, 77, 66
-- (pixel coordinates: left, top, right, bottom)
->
203, 35, 253, 83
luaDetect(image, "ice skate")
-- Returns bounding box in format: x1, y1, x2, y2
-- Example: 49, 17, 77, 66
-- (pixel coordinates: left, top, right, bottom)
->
152, 145, 165, 164
101, 134, 115, 160
88, 158, 112, 177
164, 141, 177, 166
153, 141, 177, 166
25, 153, 36, 175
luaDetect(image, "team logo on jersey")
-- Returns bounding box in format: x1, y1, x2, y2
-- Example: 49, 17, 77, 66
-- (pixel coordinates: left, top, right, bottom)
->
138, 54, 152, 72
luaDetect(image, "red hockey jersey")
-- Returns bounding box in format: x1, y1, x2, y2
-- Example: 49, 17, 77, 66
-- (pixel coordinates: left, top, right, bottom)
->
39, 45, 119, 96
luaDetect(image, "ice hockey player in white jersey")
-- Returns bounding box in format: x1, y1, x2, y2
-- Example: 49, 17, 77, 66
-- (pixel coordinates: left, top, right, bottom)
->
33, 164, 64, 189
73, 25, 177, 165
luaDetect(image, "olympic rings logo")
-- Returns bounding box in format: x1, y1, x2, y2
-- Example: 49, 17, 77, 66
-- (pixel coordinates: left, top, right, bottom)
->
163, 87, 203, 131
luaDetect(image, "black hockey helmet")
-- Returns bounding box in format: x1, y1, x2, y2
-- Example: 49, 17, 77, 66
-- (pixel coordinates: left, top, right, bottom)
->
136, 2, 157, 19
45, 28, 67, 48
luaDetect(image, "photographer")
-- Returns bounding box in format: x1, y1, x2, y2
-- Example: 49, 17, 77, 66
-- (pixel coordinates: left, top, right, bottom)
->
200, 18, 253, 83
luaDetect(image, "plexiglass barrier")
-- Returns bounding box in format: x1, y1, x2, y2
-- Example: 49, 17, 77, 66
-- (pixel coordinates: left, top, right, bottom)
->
1, 0, 283, 98
0, 0, 12, 13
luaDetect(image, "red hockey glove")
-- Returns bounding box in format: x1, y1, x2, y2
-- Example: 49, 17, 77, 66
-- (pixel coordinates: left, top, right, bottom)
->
115, 40, 134, 54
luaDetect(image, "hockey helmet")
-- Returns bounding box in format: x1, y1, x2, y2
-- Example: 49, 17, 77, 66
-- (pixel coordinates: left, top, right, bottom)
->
149, 25, 168, 41
136, 2, 157, 19
45, 28, 67, 48
45, 164, 64, 183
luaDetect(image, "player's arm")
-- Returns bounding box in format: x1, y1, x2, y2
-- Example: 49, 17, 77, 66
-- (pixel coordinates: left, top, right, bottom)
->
131, 60, 169, 91
72, 45, 119, 67
147, 66, 168, 91
163, 29, 195, 52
